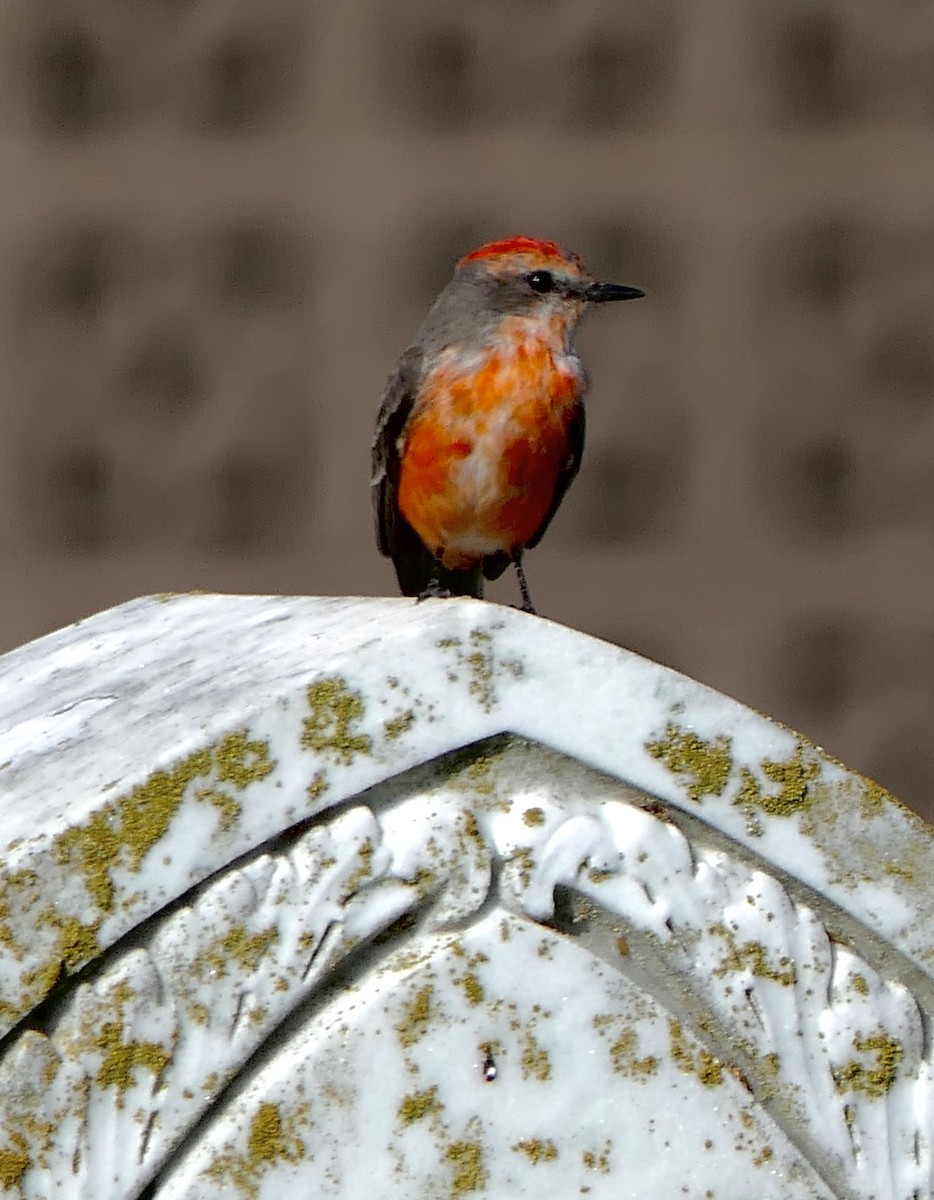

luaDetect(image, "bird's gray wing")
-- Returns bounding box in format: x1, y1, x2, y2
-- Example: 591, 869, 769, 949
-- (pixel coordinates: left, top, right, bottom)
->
371, 346, 424, 560
525, 398, 585, 549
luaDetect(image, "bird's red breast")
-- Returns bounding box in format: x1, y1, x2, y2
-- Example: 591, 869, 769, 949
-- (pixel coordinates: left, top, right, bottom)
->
397, 325, 584, 570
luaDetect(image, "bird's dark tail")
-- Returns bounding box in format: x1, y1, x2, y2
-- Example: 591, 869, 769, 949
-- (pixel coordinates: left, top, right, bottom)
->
391, 534, 483, 600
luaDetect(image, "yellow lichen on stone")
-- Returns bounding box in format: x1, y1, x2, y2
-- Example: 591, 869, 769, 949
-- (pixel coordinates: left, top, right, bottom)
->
607, 1027, 659, 1079
709, 924, 796, 986
0, 1135, 30, 1186
463, 757, 496, 799
859, 778, 895, 817
521, 1032, 551, 1082
438, 628, 522, 714
454, 970, 484, 1006
8, 728, 277, 1021
833, 1032, 903, 1099
397, 1087, 441, 1124
248, 1102, 301, 1163
118, 750, 216, 872
207, 1102, 307, 1199
306, 769, 328, 801
384, 710, 415, 741
512, 1138, 558, 1164
646, 724, 733, 802
197, 788, 241, 833
53, 746, 214, 915
404, 866, 436, 899
510, 847, 535, 889
19, 958, 64, 1012
457, 808, 488, 870
0, 1134, 30, 1190
461, 809, 483, 848
96, 1024, 171, 1099
522, 807, 545, 827
466, 630, 496, 712
214, 732, 275, 790
0, 868, 39, 956
582, 1142, 612, 1173
396, 985, 434, 1048
196, 732, 275, 833
189, 1002, 210, 1026
669, 1020, 724, 1087
734, 743, 820, 817
344, 838, 375, 897
200, 925, 279, 980
0, 1046, 63, 1181
35, 912, 100, 974
445, 1139, 486, 1193
302, 676, 372, 765
62, 980, 175, 1106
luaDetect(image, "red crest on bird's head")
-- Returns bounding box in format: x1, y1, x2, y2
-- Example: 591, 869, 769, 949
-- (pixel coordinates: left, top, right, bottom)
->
457, 237, 586, 275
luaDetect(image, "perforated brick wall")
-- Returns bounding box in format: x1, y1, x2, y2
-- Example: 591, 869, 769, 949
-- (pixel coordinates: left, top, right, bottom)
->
1, 0, 933, 817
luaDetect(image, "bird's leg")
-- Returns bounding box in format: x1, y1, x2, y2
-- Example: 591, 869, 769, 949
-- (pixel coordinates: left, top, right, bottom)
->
513, 554, 536, 614
417, 559, 452, 602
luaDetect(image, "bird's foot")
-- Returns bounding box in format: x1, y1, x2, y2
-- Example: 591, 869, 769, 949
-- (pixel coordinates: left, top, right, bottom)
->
416, 580, 452, 602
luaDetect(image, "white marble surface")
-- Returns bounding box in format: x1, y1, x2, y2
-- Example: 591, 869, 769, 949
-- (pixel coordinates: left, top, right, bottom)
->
0, 594, 930, 1199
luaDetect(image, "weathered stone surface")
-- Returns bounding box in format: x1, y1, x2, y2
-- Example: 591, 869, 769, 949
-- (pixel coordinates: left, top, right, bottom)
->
0, 595, 929, 1198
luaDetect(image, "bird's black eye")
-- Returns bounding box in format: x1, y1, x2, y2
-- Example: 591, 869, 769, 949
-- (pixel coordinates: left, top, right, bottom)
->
527, 270, 556, 294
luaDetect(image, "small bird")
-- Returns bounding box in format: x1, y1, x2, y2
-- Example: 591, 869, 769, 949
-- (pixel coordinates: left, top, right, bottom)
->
372, 236, 643, 613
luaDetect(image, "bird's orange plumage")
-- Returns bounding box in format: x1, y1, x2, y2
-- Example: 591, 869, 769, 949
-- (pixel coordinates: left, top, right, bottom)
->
397, 332, 583, 570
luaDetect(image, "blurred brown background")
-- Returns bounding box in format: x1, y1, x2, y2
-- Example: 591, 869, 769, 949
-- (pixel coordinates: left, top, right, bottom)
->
0, 1, 933, 820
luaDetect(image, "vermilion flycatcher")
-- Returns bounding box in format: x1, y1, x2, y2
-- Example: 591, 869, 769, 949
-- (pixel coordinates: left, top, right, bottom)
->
372, 236, 643, 613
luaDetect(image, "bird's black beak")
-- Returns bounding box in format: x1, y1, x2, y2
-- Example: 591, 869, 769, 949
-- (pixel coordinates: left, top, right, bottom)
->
584, 281, 645, 303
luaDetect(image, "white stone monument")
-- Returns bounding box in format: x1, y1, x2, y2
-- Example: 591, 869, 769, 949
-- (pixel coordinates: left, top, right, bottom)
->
0, 595, 930, 1199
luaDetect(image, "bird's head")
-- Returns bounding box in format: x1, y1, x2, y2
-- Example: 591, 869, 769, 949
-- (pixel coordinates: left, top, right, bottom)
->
419, 236, 643, 351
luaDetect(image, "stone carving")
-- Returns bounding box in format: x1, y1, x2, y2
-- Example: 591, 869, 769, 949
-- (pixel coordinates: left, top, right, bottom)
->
0, 595, 929, 1198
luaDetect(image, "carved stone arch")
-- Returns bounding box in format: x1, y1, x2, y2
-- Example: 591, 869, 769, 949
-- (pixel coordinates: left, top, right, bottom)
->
0, 596, 930, 1198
